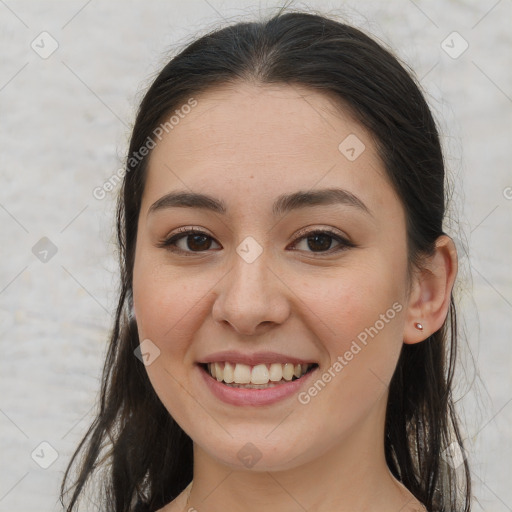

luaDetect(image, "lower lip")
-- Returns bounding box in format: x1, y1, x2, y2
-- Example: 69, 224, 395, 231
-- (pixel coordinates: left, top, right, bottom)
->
197, 364, 318, 406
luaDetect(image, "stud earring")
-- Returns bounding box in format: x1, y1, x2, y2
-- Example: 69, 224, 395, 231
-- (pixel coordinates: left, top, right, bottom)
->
414, 322, 424, 331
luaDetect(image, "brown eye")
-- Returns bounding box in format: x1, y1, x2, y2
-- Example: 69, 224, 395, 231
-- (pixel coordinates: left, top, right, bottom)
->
184, 233, 213, 251
290, 229, 354, 254
305, 233, 335, 252
159, 228, 221, 255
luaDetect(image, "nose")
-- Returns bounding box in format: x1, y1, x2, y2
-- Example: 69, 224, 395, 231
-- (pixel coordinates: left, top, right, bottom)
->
211, 252, 291, 336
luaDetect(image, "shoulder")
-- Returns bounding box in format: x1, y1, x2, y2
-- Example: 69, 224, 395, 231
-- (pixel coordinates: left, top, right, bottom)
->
133, 496, 184, 512
154, 482, 191, 512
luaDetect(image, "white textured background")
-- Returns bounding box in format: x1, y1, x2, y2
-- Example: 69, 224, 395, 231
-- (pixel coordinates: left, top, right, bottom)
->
0, 1, 510, 510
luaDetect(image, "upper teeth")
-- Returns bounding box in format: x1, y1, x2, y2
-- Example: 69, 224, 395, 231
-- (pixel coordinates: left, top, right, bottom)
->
207, 362, 311, 385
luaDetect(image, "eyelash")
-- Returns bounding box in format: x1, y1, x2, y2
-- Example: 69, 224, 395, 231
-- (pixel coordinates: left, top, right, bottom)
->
158, 226, 355, 256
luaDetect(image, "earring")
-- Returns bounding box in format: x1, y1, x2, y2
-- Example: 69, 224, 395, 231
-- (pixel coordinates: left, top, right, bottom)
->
414, 322, 424, 331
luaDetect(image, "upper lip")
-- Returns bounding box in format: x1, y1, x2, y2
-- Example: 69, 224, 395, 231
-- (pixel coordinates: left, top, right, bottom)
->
197, 350, 317, 366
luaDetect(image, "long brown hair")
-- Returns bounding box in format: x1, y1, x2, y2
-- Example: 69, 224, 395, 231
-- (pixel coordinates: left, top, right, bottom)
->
61, 7, 471, 512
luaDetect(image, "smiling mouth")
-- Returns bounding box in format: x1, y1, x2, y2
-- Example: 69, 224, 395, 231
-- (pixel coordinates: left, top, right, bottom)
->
200, 362, 318, 388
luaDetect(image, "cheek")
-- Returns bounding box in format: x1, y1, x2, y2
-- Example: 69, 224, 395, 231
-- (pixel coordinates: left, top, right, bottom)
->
132, 255, 217, 427
133, 265, 213, 346
300, 259, 406, 347
294, 260, 406, 413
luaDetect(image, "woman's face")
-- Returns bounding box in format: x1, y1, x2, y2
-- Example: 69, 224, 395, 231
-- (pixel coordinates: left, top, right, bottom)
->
132, 82, 411, 471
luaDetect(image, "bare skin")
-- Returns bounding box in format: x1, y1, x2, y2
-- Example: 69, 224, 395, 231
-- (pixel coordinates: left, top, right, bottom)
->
131, 82, 457, 512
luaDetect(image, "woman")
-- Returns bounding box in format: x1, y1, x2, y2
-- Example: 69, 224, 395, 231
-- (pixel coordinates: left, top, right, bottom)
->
61, 8, 471, 512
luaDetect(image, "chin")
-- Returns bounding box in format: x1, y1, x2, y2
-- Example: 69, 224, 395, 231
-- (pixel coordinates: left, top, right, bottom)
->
195, 427, 323, 472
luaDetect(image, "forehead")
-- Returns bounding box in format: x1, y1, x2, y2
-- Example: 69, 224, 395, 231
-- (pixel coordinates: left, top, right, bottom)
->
142, 82, 397, 217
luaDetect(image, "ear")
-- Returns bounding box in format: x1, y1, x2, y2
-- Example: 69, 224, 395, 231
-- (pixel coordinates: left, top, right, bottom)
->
403, 235, 458, 344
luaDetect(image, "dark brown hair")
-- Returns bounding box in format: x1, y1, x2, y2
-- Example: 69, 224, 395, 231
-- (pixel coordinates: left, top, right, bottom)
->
61, 7, 471, 512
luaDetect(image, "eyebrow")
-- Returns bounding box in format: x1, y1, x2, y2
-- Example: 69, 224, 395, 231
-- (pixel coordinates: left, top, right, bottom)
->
148, 187, 371, 217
